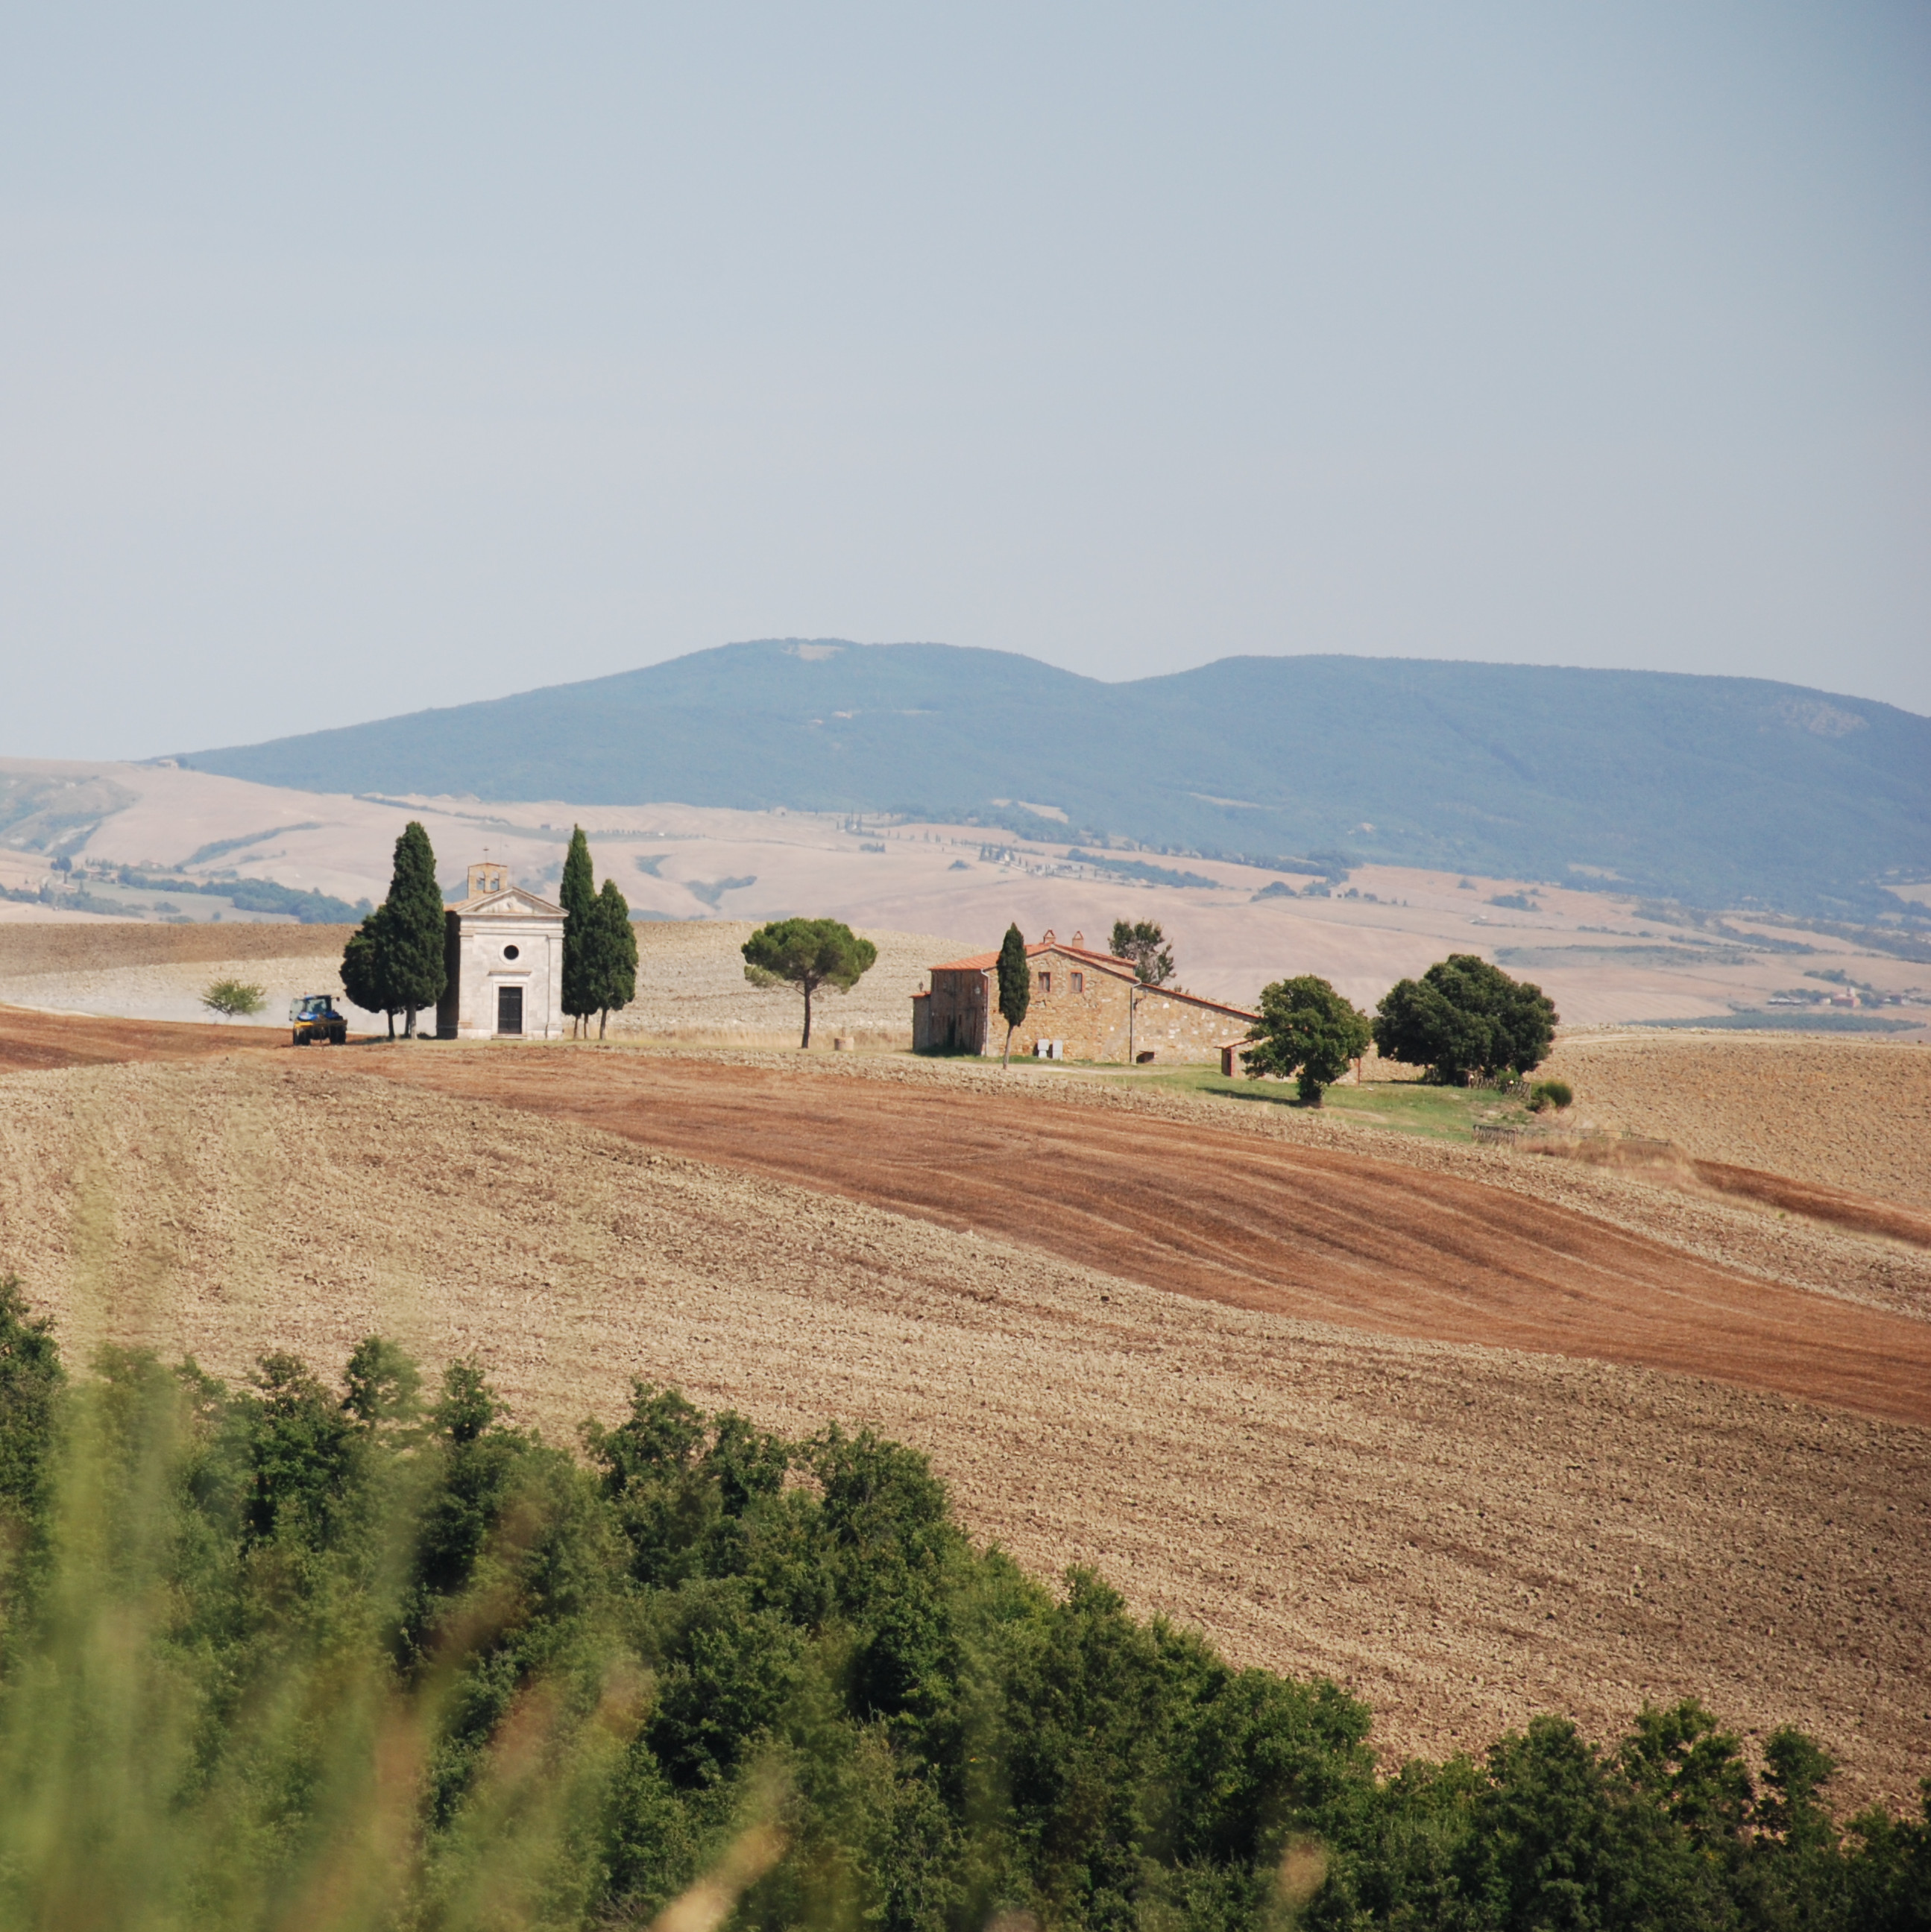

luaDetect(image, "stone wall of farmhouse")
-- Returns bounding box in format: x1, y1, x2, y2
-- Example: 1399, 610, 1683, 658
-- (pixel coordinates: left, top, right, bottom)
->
919, 967, 992, 1054
916, 947, 1251, 1064
1106, 980, 1254, 1064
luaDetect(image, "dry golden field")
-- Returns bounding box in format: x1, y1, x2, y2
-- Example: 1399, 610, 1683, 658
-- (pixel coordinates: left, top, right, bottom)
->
1542, 1032, 1931, 1212
596, 920, 966, 1044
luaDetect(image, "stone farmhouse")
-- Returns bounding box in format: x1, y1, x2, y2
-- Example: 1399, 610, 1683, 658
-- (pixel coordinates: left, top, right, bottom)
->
912, 929, 1256, 1064
435, 862, 567, 1041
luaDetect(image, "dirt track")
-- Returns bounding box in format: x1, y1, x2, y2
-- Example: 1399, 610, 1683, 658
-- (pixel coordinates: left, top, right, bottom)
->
1, 1055, 1924, 1807
359, 1046, 1931, 1428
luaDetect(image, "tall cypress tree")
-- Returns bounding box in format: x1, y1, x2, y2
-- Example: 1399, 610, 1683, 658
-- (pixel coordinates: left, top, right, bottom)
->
588, 877, 637, 1039
995, 923, 1031, 1067
559, 826, 596, 1038
340, 913, 398, 1038
372, 821, 446, 1038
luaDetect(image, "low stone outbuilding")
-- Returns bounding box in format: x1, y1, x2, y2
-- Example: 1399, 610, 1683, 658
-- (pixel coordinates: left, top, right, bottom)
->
912, 929, 1256, 1064
435, 862, 567, 1041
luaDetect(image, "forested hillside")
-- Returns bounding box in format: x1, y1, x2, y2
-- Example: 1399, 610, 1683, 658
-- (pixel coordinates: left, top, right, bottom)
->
180, 641, 1931, 916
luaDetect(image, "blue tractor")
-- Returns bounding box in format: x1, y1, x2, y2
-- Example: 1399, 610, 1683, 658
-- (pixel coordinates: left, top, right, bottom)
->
289, 993, 347, 1046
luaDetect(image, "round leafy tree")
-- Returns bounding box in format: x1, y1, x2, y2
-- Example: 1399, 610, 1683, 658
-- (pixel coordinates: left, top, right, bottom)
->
1373, 953, 1557, 1085
1241, 973, 1371, 1104
199, 978, 266, 1020
742, 918, 878, 1049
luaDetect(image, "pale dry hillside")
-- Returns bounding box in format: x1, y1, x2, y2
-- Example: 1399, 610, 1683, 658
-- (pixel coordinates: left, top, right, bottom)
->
0, 917, 965, 1042
602, 921, 967, 1044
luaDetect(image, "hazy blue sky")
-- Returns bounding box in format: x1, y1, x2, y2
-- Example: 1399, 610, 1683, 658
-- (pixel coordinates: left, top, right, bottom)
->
3, 3, 1927, 759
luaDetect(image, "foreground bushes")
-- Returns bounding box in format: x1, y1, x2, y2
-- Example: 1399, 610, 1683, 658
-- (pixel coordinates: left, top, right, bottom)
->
0, 1278, 1924, 1931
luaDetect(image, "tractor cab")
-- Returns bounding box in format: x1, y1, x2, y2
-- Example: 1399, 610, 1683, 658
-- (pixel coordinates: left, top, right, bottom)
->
290, 993, 347, 1046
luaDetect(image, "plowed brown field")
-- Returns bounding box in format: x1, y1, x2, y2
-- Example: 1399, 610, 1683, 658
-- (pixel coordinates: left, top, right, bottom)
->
0, 1001, 294, 1071
0, 1054, 1925, 1806
360, 1046, 1931, 1427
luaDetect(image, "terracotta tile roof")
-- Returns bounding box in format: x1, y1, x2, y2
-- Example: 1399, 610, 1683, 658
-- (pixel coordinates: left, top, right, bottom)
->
927, 939, 1134, 974
924, 938, 1257, 1020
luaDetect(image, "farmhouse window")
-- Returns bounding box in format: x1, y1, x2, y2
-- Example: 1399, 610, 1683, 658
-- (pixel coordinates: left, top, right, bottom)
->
1071, 972, 1083, 994
1037, 971, 1051, 994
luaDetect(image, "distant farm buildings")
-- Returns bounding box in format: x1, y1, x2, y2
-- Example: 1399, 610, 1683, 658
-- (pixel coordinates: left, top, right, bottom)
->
913, 929, 1256, 1064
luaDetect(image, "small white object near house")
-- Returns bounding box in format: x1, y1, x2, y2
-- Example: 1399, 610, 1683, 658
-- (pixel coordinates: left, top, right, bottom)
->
435, 862, 567, 1041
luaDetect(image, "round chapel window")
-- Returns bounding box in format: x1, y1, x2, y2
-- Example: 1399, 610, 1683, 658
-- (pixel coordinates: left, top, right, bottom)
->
503, 944, 520, 961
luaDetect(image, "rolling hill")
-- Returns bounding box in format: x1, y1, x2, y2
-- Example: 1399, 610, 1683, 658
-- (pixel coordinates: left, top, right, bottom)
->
179, 642, 1931, 915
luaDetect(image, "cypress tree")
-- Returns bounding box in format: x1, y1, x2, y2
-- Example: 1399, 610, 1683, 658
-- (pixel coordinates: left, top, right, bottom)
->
995, 923, 1031, 1067
372, 821, 446, 1038
340, 913, 398, 1038
560, 826, 596, 1038
588, 878, 638, 1039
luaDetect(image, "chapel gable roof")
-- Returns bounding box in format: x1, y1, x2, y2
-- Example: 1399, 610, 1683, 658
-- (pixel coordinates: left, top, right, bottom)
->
450, 885, 564, 918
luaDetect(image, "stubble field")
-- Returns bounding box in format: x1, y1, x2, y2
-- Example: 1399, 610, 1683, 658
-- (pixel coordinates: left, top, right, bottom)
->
1540, 1031, 1931, 1213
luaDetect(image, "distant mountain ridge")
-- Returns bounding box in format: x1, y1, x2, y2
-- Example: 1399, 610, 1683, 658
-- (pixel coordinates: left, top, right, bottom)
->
178, 642, 1931, 917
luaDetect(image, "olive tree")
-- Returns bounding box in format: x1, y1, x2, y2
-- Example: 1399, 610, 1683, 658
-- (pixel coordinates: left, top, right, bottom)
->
200, 979, 266, 1020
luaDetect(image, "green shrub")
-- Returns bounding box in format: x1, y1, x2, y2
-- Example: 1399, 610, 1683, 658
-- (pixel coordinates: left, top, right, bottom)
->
1530, 1079, 1575, 1112
199, 977, 266, 1019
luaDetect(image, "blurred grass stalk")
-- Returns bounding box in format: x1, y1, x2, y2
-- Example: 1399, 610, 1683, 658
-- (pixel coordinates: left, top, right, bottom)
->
0, 1349, 742, 1932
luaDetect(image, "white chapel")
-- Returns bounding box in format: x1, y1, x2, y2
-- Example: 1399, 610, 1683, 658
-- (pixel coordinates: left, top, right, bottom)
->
435, 862, 567, 1040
